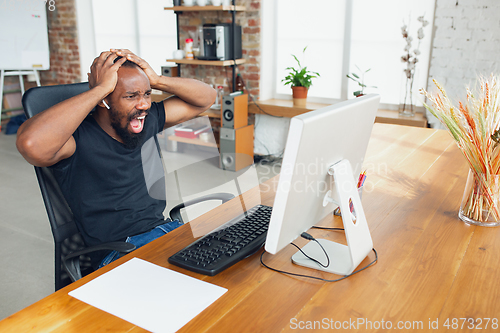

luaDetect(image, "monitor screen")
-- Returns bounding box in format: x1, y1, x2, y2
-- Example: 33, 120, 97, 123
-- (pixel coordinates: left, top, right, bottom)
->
264, 94, 380, 274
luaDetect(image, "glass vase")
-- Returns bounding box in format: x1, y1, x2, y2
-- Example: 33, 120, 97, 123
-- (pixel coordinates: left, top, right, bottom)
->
459, 170, 500, 227
399, 70, 415, 117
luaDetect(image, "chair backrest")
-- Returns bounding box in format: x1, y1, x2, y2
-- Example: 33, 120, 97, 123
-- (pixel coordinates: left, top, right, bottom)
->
22, 82, 166, 290
22, 82, 91, 290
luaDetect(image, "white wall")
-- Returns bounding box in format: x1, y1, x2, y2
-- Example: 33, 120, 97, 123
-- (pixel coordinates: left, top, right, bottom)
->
92, 0, 139, 54
257, 1, 436, 156
259, 0, 276, 102
254, 0, 290, 156
427, 0, 500, 128
76, 0, 177, 79
75, 0, 96, 82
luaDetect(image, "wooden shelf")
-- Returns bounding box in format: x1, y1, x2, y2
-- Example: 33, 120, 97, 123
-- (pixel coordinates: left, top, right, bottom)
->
166, 58, 246, 66
2, 89, 21, 94
248, 99, 329, 118
375, 109, 427, 127
165, 4, 245, 88
168, 135, 218, 148
200, 108, 221, 118
248, 99, 428, 128
150, 92, 172, 103
151, 93, 221, 118
164, 5, 246, 12
1, 109, 24, 120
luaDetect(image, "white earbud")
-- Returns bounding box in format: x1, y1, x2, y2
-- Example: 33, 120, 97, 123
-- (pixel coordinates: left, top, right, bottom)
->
102, 100, 110, 109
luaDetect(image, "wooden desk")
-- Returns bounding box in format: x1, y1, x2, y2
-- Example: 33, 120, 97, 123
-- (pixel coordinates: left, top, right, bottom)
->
375, 108, 427, 128
248, 99, 331, 118
166, 135, 218, 148
2, 123, 498, 332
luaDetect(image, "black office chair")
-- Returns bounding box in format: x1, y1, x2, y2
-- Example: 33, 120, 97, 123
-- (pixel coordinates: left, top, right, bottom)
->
22, 82, 234, 290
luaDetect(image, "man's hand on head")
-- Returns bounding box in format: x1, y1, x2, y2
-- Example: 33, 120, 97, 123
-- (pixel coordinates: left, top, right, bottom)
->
88, 51, 127, 94
111, 49, 160, 87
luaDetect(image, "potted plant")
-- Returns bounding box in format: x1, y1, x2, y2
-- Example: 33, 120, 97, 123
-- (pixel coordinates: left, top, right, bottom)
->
346, 65, 377, 97
282, 47, 320, 107
400, 14, 429, 116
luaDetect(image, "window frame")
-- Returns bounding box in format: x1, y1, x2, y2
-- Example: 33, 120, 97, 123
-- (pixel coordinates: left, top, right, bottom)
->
261, 0, 434, 111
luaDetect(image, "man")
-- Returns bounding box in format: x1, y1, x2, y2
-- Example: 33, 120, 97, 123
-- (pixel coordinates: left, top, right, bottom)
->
16, 49, 216, 268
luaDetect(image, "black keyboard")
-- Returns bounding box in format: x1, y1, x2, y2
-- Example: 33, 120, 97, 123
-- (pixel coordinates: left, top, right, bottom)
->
168, 204, 272, 276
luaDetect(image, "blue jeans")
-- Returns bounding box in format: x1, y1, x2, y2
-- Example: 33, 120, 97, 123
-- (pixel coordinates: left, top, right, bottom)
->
99, 219, 183, 268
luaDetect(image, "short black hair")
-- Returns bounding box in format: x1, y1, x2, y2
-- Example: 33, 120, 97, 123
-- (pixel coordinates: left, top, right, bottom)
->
113, 56, 139, 68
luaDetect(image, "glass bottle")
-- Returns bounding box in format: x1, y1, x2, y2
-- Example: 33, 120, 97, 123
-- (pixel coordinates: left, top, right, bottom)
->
185, 38, 194, 60
216, 86, 224, 108
235, 73, 244, 92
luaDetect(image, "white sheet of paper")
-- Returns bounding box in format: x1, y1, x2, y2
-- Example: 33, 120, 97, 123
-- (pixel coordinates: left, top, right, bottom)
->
69, 257, 227, 333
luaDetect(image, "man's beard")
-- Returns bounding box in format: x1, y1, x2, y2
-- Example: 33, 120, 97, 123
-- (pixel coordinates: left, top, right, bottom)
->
109, 108, 148, 149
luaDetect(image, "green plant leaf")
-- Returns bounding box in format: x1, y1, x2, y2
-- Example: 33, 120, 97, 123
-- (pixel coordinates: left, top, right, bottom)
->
282, 47, 318, 89
346, 74, 360, 84
292, 54, 301, 69
346, 66, 375, 92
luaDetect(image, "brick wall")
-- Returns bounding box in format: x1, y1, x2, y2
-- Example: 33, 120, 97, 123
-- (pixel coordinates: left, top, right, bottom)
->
177, 0, 260, 137
427, 0, 500, 127
39, 0, 260, 90
2, 1, 80, 130
178, 0, 261, 97
40, 0, 81, 85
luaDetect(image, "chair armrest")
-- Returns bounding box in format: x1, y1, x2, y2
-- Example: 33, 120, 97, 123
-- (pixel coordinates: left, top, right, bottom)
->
63, 242, 136, 282
169, 192, 235, 223
64, 242, 136, 261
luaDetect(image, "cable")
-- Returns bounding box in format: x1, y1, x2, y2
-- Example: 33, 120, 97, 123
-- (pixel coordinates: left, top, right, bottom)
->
248, 91, 282, 118
259, 227, 378, 282
224, 67, 231, 93
260, 248, 378, 282
237, 70, 282, 157
291, 232, 330, 268
234, 63, 283, 119
254, 139, 271, 156
224, 66, 278, 124
311, 226, 345, 231
254, 154, 283, 164
227, 64, 285, 157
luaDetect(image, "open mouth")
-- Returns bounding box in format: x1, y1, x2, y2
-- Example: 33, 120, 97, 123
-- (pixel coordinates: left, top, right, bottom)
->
129, 114, 147, 134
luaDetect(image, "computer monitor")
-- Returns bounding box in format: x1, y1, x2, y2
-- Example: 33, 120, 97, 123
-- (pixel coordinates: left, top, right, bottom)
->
264, 94, 380, 275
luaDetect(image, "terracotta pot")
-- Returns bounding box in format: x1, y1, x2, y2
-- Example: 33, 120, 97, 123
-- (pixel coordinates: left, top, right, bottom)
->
292, 86, 308, 107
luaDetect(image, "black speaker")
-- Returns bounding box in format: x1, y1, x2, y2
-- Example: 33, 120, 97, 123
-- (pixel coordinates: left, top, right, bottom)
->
222, 93, 248, 129
161, 65, 178, 77
219, 125, 254, 171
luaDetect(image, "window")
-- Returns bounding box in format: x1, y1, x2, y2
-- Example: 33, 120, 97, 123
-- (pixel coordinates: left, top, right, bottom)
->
270, 0, 435, 107
275, 0, 346, 101
91, 0, 177, 75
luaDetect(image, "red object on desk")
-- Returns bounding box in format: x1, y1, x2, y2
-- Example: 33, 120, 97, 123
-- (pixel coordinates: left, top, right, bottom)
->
174, 124, 210, 139
175, 131, 200, 139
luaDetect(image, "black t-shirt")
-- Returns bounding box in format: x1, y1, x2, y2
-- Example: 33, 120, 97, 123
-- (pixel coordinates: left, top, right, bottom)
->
49, 102, 167, 249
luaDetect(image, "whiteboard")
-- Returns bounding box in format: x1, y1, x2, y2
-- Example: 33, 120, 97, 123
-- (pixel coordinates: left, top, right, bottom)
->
0, 0, 50, 70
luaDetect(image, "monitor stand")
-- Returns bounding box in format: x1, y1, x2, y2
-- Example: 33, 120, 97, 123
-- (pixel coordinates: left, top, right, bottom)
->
291, 159, 373, 275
